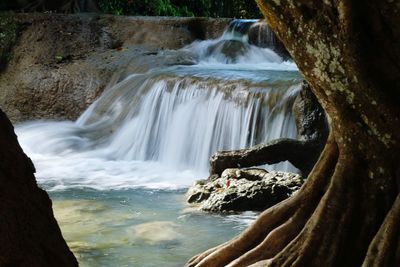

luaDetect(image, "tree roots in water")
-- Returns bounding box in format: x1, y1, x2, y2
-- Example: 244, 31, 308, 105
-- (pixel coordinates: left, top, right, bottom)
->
186, 133, 399, 266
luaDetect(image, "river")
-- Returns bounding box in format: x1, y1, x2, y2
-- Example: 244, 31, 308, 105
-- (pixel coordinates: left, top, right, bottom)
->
15, 19, 301, 266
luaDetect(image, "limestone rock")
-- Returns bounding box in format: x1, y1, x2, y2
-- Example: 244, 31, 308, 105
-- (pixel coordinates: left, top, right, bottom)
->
187, 169, 304, 212
0, 14, 230, 122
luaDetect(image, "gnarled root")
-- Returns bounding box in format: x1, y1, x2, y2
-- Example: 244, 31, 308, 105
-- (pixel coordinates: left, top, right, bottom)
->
187, 133, 338, 267
362, 194, 400, 267
187, 130, 399, 266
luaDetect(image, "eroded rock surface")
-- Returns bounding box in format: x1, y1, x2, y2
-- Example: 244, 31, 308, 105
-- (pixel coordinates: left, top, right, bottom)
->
187, 168, 303, 212
0, 14, 230, 122
0, 109, 77, 266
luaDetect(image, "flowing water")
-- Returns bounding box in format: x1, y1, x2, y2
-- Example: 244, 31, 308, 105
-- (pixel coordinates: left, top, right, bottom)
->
16, 20, 302, 266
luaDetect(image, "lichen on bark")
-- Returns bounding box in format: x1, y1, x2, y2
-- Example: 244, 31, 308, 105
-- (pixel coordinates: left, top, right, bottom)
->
186, 1, 400, 266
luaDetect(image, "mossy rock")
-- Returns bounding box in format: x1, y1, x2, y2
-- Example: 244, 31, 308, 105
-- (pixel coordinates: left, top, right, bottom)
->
0, 12, 19, 71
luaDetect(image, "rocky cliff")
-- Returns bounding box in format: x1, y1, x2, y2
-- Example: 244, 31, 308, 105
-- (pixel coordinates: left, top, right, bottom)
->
0, 13, 230, 122
0, 108, 77, 266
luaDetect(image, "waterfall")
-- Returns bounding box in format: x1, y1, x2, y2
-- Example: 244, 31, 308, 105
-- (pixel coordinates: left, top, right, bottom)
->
75, 70, 300, 172
224, 19, 278, 49
182, 19, 290, 66
16, 19, 301, 191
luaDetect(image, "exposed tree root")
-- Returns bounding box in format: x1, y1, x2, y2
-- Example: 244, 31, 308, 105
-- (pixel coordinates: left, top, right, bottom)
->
210, 138, 321, 177
224, 208, 311, 267
186, 133, 338, 267
188, 130, 400, 266
187, 241, 235, 266
362, 194, 400, 267
265, 149, 358, 267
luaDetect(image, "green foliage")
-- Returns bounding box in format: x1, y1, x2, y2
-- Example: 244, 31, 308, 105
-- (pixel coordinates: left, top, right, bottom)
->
98, 0, 197, 17
0, 0, 262, 18
97, 0, 261, 18
172, 0, 211, 17
232, 0, 262, 18
98, 0, 125, 15
143, 0, 184, 16
209, 0, 261, 18
0, 13, 19, 70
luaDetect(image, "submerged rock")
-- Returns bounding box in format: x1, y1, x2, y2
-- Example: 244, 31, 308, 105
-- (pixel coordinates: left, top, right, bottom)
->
207, 40, 249, 61
187, 168, 303, 212
129, 221, 182, 245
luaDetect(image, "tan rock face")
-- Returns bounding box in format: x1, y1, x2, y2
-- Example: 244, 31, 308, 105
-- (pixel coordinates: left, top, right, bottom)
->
0, 14, 230, 122
0, 108, 77, 267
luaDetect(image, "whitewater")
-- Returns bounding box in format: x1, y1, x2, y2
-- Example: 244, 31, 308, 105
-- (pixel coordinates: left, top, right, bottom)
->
16, 21, 300, 191
15, 20, 302, 267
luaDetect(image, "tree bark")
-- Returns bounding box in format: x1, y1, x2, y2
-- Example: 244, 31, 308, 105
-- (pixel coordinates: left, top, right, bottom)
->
187, 0, 400, 266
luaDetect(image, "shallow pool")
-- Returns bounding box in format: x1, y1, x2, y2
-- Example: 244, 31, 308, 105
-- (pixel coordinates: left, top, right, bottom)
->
50, 188, 257, 267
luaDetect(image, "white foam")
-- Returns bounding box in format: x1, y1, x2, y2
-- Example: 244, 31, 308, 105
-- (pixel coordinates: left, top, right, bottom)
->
15, 21, 301, 192
180, 19, 297, 70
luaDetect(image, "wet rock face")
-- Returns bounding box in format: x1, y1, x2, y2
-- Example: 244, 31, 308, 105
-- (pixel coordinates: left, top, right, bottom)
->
187, 168, 303, 212
0, 109, 77, 266
207, 40, 249, 61
248, 21, 291, 60
293, 81, 329, 142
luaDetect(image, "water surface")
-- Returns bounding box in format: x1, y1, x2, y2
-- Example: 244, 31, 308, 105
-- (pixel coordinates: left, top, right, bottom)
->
16, 19, 300, 266
50, 189, 257, 267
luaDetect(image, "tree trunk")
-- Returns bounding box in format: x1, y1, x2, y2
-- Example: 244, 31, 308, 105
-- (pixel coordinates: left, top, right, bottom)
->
186, 1, 400, 266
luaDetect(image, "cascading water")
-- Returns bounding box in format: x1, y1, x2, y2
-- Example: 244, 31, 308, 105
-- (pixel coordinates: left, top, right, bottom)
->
78, 71, 299, 171
15, 19, 302, 267
183, 19, 286, 65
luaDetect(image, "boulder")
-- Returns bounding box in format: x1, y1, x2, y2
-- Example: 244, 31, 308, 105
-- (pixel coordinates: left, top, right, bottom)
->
187, 168, 303, 212
206, 40, 249, 61
0, 109, 77, 267
293, 81, 328, 142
